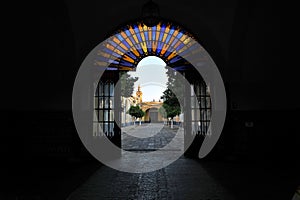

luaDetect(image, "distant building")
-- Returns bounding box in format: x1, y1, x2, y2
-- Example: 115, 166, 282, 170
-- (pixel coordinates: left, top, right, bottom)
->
121, 85, 181, 125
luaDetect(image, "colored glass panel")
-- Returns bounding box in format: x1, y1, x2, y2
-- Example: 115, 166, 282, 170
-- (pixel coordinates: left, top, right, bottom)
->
98, 21, 197, 70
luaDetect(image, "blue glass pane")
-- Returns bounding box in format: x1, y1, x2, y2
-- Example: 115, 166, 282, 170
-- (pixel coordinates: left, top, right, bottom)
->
176, 32, 183, 39
108, 40, 118, 47
136, 31, 142, 43
144, 30, 148, 41
157, 42, 164, 53
106, 67, 118, 71
159, 31, 164, 41
120, 60, 134, 67
127, 36, 136, 45
176, 43, 185, 51
164, 50, 172, 58
117, 34, 124, 41
165, 34, 172, 44
133, 27, 141, 42
169, 28, 175, 35
169, 56, 182, 63
103, 48, 113, 55
160, 24, 166, 33
104, 48, 120, 57
98, 56, 110, 62
146, 41, 152, 52
108, 59, 119, 64
135, 44, 143, 55
115, 45, 126, 53
125, 30, 131, 37
123, 40, 131, 49
126, 52, 137, 60
171, 38, 178, 47
152, 26, 156, 40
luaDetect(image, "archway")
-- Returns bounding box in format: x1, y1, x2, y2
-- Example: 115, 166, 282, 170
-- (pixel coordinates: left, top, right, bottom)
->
93, 20, 212, 157
149, 108, 158, 123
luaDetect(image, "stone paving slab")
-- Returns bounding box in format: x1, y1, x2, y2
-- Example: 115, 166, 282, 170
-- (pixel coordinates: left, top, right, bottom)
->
67, 123, 299, 200
67, 157, 235, 200
122, 123, 180, 151
67, 124, 234, 200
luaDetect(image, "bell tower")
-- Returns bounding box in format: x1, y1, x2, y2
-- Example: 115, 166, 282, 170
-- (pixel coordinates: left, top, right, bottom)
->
136, 85, 143, 103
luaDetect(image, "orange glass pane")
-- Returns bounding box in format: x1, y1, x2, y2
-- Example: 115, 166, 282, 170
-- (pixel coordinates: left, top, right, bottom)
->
123, 54, 135, 63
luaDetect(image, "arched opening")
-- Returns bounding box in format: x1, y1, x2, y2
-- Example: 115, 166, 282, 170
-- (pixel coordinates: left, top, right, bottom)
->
148, 107, 159, 123
120, 55, 179, 151
131, 56, 167, 102
119, 56, 167, 126
93, 20, 212, 157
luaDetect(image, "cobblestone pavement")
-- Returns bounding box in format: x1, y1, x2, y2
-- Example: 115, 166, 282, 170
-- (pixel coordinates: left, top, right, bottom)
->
67, 157, 235, 200
67, 124, 235, 200
121, 123, 180, 151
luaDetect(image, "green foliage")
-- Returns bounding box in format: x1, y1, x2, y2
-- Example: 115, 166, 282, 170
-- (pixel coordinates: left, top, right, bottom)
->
120, 72, 138, 98
136, 108, 145, 118
160, 67, 183, 119
158, 106, 167, 118
128, 105, 145, 119
161, 99, 181, 119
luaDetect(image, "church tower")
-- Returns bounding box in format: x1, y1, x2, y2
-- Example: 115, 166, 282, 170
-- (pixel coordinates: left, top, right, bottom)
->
136, 85, 143, 104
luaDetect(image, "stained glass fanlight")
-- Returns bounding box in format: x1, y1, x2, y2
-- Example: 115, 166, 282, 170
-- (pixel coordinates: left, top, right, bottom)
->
95, 21, 201, 71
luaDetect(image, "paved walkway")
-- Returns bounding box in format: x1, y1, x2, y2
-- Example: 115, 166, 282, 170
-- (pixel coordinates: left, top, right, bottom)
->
67, 157, 235, 200
67, 124, 298, 200
67, 124, 234, 200
122, 123, 181, 151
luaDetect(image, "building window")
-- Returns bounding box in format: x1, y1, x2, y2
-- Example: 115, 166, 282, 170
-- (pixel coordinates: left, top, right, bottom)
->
94, 80, 115, 137
191, 81, 211, 136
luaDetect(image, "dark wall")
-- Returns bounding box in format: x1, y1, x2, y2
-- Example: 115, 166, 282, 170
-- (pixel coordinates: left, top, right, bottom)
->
2, 1, 298, 199
2, 0, 298, 164
2, 0, 295, 111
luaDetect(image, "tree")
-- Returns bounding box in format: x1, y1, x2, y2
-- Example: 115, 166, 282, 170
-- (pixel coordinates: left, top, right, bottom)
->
161, 101, 181, 119
160, 67, 183, 120
120, 72, 138, 98
128, 105, 145, 125
158, 106, 167, 119
120, 72, 138, 125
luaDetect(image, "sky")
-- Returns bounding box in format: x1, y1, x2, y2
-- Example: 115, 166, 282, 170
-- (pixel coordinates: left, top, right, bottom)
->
128, 56, 168, 102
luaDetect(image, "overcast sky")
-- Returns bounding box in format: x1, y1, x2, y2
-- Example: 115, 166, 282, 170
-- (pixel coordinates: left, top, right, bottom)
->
128, 56, 168, 102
